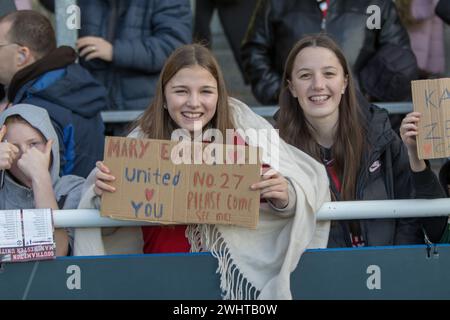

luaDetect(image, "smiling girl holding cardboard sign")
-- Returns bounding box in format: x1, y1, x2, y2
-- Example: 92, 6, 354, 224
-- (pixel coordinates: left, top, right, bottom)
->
277, 34, 447, 248
75, 44, 331, 300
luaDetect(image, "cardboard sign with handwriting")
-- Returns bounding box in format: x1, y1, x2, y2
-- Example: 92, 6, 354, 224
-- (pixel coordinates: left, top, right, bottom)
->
101, 137, 261, 229
412, 78, 450, 159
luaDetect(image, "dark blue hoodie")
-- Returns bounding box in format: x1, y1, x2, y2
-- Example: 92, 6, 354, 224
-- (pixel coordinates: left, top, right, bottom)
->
9, 47, 107, 178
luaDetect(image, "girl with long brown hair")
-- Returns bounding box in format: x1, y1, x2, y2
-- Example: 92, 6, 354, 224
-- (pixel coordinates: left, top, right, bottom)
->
94, 43, 291, 253
76, 44, 331, 299
278, 34, 447, 247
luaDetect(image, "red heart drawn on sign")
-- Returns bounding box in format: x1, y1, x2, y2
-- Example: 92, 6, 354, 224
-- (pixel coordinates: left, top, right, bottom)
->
145, 189, 154, 201
423, 143, 432, 157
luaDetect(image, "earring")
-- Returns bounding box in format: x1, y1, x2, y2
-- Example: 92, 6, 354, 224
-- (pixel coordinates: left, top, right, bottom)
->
163, 103, 167, 109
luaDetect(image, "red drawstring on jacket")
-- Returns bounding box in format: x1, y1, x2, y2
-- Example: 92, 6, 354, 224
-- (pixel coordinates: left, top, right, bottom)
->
317, 0, 330, 30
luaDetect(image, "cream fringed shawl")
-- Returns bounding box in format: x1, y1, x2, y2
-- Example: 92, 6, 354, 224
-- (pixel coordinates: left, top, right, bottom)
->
73, 97, 330, 299
187, 98, 330, 299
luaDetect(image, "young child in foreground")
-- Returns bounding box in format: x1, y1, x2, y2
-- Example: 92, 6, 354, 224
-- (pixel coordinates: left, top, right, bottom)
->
0, 104, 85, 255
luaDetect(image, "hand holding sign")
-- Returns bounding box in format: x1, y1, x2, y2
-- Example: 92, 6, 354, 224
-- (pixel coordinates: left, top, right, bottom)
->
251, 168, 289, 209
400, 112, 421, 150
94, 161, 116, 196
0, 125, 19, 170
400, 112, 427, 172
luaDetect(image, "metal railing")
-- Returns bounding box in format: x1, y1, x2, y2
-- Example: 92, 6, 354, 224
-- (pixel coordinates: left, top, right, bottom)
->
100, 102, 413, 124
53, 198, 450, 228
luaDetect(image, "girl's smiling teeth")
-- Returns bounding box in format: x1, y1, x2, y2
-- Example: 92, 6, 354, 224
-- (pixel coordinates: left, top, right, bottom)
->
182, 111, 203, 119
309, 95, 330, 102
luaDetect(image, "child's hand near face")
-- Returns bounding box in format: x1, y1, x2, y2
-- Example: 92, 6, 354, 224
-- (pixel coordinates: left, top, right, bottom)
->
251, 168, 289, 209
0, 125, 19, 170
17, 140, 53, 183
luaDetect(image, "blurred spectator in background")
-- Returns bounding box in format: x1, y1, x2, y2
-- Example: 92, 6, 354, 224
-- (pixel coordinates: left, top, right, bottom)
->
438, 159, 450, 242
0, 10, 107, 178
193, 0, 258, 82
37, 0, 53, 12
241, 0, 418, 106
435, 0, 450, 25
32, 0, 55, 24
0, 0, 31, 106
76, 0, 192, 113
0, 0, 31, 14
396, 0, 446, 79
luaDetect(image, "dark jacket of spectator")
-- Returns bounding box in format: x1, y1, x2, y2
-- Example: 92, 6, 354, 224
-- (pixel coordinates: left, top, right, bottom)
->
439, 160, 450, 197
327, 103, 446, 247
0, 0, 27, 105
38, 0, 54, 12
436, 0, 450, 24
8, 46, 106, 178
78, 0, 192, 110
242, 0, 415, 105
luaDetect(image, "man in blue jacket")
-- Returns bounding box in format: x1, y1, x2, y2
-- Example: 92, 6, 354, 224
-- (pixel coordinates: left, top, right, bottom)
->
76, 0, 192, 111
0, 10, 107, 178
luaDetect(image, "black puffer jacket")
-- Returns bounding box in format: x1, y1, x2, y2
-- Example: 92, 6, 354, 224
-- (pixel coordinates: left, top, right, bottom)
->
327, 104, 447, 247
436, 0, 450, 25
242, 0, 415, 105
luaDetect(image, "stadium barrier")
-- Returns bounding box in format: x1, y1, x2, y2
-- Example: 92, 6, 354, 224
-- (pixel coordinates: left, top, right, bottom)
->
100, 102, 414, 123
53, 198, 450, 228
